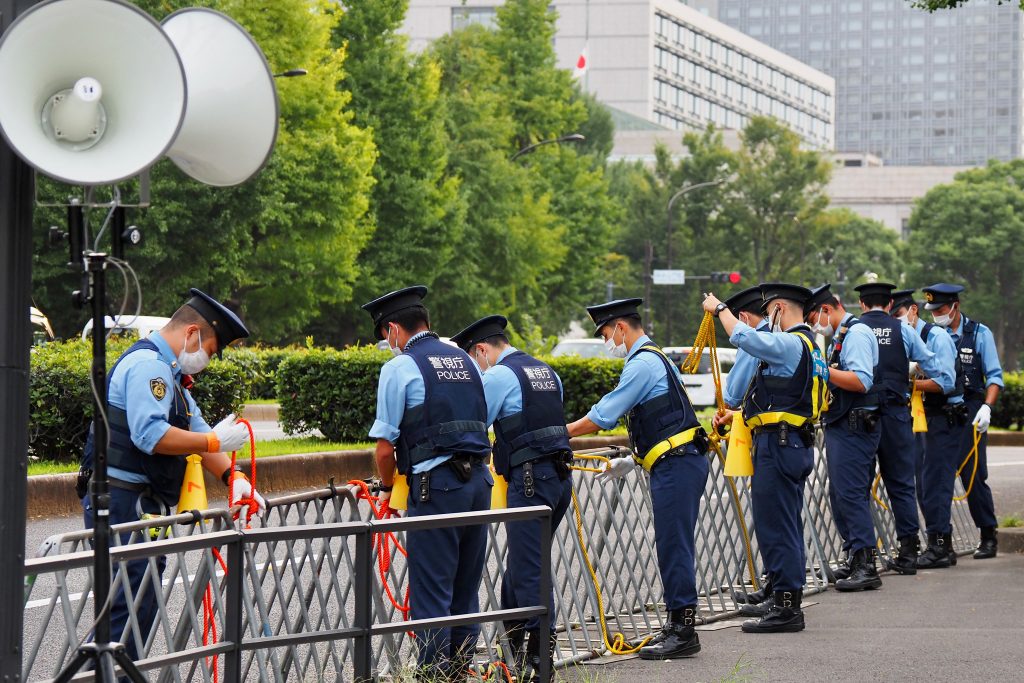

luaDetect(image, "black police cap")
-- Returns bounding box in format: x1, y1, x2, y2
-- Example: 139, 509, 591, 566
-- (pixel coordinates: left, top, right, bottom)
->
922, 283, 964, 310
803, 283, 832, 314
724, 285, 764, 316
854, 281, 896, 300
361, 285, 429, 339
759, 283, 812, 310
450, 315, 508, 352
185, 288, 250, 358
890, 289, 917, 312
586, 298, 643, 335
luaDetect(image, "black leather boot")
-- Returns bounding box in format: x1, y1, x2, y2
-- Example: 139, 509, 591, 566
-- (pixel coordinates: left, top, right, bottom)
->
832, 552, 853, 582
887, 535, 920, 575
835, 547, 883, 592
523, 630, 555, 683
974, 527, 998, 559
735, 575, 772, 605
945, 532, 958, 566
916, 532, 951, 569
739, 592, 775, 616
639, 606, 701, 660
741, 590, 805, 633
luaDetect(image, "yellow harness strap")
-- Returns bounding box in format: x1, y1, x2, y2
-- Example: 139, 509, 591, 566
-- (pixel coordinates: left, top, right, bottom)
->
635, 426, 701, 472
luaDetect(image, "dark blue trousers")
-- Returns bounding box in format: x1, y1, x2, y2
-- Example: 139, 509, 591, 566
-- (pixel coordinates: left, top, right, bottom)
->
649, 447, 709, 609
960, 399, 998, 529
920, 413, 961, 534
751, 432, 813, 592
824, 419, 881, 553
501, 459, 572, 632
406, 461, 492, 669
876, 406, 920, 538
82, 487, 166, 662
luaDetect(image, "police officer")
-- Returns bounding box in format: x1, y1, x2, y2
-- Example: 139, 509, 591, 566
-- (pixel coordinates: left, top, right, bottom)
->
451, 315, 572, 682
80, 289, 262, 661
805, 284, 882, 592
705, 284, 820, 633
923, 283, 1004, 559
566, 299, 709, 659
891, 289, 966, 569
362, 286, 493, 680
855, 283, 952, 574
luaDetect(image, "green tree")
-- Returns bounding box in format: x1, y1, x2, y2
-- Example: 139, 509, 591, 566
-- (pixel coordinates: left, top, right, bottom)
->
910, 0, 1024, 10
906, 160, 1024, 368
802, 209, 905, 298
32, 0, 377, 343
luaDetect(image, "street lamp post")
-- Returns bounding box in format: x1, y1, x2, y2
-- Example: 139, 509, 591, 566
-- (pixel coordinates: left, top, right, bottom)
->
664, 178, 727, 345
511, 133, 586, 161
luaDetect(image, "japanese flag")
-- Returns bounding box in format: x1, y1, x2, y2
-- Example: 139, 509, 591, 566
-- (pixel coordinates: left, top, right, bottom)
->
573, 44, 589, 79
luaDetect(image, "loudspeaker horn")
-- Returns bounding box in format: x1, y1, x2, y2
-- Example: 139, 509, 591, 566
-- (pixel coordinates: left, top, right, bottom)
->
0, 0, 186, 185
162, 8, 278, 187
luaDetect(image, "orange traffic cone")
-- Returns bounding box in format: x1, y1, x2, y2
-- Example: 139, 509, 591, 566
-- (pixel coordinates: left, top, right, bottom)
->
177, 454, 208, 511
724, 412, 754, 477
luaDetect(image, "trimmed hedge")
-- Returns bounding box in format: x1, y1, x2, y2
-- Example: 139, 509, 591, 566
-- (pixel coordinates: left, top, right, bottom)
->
223, 346, 301, 400
992, 372, 1024, 431
30, 339, 251, 462
276, 345, 624, 443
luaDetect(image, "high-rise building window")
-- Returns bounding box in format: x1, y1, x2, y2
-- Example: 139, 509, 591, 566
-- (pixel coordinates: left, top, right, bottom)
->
451, 6, 496, 31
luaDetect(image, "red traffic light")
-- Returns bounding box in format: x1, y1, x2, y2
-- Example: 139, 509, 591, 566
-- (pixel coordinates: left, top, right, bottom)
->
728, 271, 742, 284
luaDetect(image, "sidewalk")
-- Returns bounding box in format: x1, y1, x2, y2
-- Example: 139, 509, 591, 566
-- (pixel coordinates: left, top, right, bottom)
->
563, 552, 1024, 683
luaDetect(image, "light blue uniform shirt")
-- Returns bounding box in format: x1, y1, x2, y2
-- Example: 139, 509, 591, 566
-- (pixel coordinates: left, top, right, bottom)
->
948, 315, 1004, 389
587, 335, 681, 430
829, 313, 877, 391
482, 346, 563, 427
914, 318, 964, 404
369, 331, 483, 473
896, 319, 953, 395
729, 321, 807, 378
108, 331, 211, 484
724, 319, 769, 408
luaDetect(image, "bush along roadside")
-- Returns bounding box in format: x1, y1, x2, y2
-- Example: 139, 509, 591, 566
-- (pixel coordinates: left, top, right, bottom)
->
991, 372, 1024, 431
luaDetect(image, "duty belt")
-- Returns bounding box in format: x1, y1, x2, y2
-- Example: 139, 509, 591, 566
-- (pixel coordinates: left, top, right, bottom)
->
635, 426, 702, 473
744, 411, 812, 429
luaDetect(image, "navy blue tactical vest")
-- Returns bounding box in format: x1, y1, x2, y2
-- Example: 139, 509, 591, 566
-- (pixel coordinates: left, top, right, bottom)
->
920, 323, 966, 409
81, 339, 190, 506
742, 326, 817, 426
395, 334, 491, 474
492, 351, 572, 477
823, 316, 880, 424
625, 343, 703, 458
954, 319, 985, 402
859, 310, 909, 404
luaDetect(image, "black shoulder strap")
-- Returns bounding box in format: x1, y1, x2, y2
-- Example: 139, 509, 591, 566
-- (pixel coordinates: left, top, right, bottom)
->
921, 322, 934, 343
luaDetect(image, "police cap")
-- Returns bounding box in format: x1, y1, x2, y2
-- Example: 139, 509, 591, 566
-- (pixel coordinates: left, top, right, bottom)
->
724, 285, 764, 316
586, 298, 643, 335
450, 315, 508, 352
799, 283, 831, 314
890, 289, 917, 312
185, 288, 250, 358
922, 283, 964, 310
759, 283, 812, 313
854, 281, 897, 300
361, 285, 429, 339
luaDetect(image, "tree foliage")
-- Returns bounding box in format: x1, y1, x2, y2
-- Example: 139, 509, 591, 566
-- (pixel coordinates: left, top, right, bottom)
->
909, 0, 1024, 10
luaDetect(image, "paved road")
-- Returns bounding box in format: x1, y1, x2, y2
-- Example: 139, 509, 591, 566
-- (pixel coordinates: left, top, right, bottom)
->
563, 551, 1024, 683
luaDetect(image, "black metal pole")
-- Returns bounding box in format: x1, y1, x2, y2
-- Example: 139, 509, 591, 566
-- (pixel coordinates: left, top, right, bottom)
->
0, 4, 41, 678
352, 526, 372, 682
537, 509, 552, 683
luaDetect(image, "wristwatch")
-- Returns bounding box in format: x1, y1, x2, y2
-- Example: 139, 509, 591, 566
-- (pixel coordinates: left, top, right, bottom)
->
713, 302, 728, 318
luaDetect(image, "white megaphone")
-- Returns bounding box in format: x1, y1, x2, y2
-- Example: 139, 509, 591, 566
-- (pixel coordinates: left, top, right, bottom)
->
0, 0, 278, 188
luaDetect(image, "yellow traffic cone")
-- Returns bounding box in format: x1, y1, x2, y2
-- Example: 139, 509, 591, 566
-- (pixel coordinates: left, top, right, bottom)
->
490, 457, 507, 509
390, 469, 409, 510
724, 412, 754, 477
177, 454, 208, 511
911, 388, 928, 433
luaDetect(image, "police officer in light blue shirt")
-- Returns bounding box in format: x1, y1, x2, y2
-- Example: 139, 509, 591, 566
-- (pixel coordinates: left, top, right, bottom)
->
451, 315, 572, 682
805, 283, 883, 592
79, 289, 260, 661
923, 283, 1004, 559
567, 298, 709, 660
363, 286, 493, 680
892, 292, 965, 568
722, 285, 769, 410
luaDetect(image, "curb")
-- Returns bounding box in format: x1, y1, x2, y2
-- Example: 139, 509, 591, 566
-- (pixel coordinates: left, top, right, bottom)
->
986, 431, 1024, 447
1000, 527, 1024, 554
27, 436, 631, 520
240, 403, 279, 422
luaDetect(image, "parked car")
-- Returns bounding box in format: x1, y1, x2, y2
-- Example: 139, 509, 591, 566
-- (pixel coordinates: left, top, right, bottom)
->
30, 307, 54, 347
551, 338, 611, 359
81, 315, 171, 342
662, 346, 737, 408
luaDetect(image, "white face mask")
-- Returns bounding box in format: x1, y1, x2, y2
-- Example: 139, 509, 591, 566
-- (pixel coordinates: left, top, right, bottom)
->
811, 308, 834, 337
897, 313, 911, 325
386, 324, 402, 356
605, 326, 628, 358
178, 328, 211, 374
476, 347, 492, 372
932, 311, 952, 328
769, 305, 783, 333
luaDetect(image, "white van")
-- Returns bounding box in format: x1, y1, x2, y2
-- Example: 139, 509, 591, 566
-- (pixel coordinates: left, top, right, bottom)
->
81, 315, 171, 342
662, 346, 737, 408
551, 338, 612, 358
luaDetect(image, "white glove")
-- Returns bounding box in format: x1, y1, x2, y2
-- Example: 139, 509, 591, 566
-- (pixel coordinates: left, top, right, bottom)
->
972, 404, 992, 433
230, 474, 267, 514
212, 413, 249, 453
601, 456, 636, 480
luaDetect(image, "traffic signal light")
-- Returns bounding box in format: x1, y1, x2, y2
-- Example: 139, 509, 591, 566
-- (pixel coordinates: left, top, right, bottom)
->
710, 271, 742, 284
